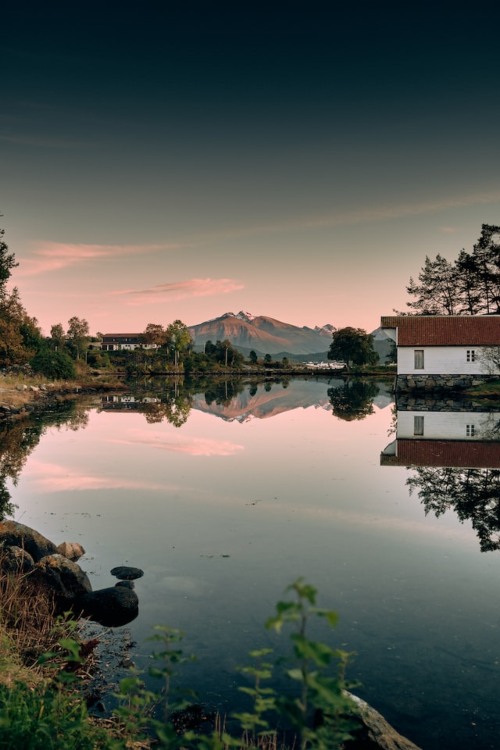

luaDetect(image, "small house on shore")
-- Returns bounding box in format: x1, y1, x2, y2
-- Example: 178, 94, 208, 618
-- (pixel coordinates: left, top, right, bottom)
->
380, 315, 500, 391
101, 333, 159, 351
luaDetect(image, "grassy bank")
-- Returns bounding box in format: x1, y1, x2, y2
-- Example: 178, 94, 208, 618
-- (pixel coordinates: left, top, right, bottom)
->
463, 378, 500, 400
0, 369, 126, 415
0, 567, 365, 750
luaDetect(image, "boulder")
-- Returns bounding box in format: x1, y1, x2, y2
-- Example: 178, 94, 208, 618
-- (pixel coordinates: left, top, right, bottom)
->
32, 554, 92, 605
77, 584, 139, 627
56, 541, 86, 561
348, 693, 422, 750
1, 545, 35, 573
115, 580, 135, 589
0, 520, 58, 562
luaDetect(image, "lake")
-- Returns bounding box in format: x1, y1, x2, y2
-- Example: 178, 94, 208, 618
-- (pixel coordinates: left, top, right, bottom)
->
2, 377, 500, 750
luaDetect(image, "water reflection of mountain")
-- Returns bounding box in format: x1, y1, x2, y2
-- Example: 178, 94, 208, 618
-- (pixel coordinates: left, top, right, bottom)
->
193, 379, 337, 422
100, 379, 392, 424
381, 402, 500, 551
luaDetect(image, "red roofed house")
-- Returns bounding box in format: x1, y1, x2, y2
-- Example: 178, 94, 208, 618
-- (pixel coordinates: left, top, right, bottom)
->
380, 315, 500, 391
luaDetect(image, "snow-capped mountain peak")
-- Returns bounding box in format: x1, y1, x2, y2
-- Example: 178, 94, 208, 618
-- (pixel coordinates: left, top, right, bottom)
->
314, 324, 336, 335
235, 311, 255, 322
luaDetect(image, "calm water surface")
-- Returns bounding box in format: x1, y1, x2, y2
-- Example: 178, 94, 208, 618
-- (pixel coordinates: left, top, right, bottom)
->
5, 378, 500, 750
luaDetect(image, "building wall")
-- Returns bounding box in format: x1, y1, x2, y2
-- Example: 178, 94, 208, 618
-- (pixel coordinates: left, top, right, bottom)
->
101, 342, 159, 351
398, 346, 488, 375
397, 410, 500, 440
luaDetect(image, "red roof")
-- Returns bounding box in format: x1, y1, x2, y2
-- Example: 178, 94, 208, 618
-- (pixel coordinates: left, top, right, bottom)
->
102, 333, 143, 338
380, 316, 500, 346
381, 439, 500, 468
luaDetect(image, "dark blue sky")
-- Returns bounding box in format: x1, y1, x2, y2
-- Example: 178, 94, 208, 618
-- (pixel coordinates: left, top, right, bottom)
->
1, 2, 499, 333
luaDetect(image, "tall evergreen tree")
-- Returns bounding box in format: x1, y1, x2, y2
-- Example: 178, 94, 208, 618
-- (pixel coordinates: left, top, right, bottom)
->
405, 224, 500, 316
406, 254, 460, 315
0, 225, 18, 297
0, 224, 42, 367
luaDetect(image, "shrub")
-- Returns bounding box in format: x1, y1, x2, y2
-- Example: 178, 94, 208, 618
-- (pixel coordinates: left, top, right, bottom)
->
31, 349, 76, 379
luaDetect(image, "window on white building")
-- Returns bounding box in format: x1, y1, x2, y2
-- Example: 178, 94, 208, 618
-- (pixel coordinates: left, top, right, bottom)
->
414, 350, 424, 369
466, 424, 476, 437
414, 416, 424, 436
466, 350, 476, 362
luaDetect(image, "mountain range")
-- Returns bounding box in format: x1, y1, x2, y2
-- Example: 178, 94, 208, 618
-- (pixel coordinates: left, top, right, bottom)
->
189, 311, 393, 362
188, 311, 335, 357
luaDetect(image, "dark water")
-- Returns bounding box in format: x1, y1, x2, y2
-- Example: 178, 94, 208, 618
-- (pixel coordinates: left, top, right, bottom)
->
2, 378, 500, 750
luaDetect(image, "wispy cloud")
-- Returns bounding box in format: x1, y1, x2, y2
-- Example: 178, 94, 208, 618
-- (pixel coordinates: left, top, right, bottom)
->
25, 461, 171, 493
114, 277, 244, 304
113, 430, 244, 456
185, 190, 500, 244
18, 241, 183, 277
17, 189, 498, 282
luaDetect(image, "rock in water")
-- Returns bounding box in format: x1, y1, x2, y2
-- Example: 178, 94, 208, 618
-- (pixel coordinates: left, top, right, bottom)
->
78, 585, 139, 627
110, 565, 144, 580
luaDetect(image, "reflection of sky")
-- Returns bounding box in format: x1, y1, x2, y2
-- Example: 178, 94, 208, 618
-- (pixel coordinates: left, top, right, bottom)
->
9, 381, 500, 750
111, 430, 245, 457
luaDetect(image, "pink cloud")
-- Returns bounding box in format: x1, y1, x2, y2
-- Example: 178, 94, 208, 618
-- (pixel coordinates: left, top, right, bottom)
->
113, 430, 244, 456
26, 461, 171, 493
18, 241, 183, 277
114, 277, 245, 304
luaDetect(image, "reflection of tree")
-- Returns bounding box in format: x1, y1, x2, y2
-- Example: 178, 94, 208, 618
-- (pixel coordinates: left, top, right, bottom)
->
141, 392, 192, 427
0, 419, 46, 517
407, 467, 500, 552
204, 380, 245, 407
327, 380, 379, 421
0, 400, 91, 519
479, 413, 500, 440
387, 404, 397, 437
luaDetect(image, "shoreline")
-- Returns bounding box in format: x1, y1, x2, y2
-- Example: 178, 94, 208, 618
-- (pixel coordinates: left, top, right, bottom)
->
0, 367, 497, 425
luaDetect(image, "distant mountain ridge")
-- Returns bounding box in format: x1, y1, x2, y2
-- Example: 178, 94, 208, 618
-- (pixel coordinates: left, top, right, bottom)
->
189, 311, 336, 356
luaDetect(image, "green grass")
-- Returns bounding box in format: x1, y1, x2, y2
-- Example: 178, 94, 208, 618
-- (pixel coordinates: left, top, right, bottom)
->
0, 575, 363, 750
464, 379, 500, 399
0, 681, 118, 750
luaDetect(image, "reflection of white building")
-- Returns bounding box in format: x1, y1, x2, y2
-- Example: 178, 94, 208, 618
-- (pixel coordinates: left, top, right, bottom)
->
102, 395, 160, 403
381, 409, 500, 468
396, 410, 500, 440
101, 395, 160, 412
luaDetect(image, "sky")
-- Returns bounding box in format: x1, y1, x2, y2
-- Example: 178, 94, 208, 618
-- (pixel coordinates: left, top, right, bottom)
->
1, 1, 500, 336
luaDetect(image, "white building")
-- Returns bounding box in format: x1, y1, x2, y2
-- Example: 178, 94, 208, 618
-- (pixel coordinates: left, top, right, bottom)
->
380, 315, 500, 375
101, 334, 159, 351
